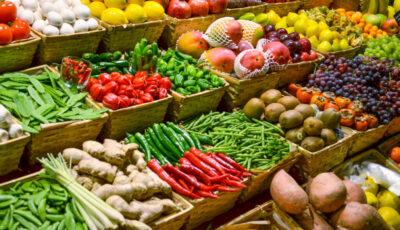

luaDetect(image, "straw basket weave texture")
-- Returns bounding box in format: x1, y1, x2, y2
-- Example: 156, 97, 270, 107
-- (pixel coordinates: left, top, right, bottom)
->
264, 1, 303, 16
225, 4, 267, 19
302, 0, 333, 9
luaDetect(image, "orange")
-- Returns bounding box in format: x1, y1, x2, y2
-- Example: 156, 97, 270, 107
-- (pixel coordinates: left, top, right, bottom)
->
363, 32, 369, 37
376, 34, 382, 38
391, 147, 400, 163
370, 31, 376, 37
371, 26, 378, 32
336, 8, 346, 14
368, 34, 374, 39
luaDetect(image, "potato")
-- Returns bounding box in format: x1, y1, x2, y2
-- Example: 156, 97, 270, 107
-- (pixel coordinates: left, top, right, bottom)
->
309, 173, 346, 213
294, 206, 333, 230
343, 180, 367, 204
331, 202, 391, 230
270, 169, 308, 214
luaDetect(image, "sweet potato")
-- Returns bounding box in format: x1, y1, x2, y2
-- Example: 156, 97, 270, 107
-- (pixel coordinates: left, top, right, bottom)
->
309, 172, 346, 213
343, 180, 367, 204
331, 202, 391, 230
270, 169, 308, 214
294, 206, 333, 230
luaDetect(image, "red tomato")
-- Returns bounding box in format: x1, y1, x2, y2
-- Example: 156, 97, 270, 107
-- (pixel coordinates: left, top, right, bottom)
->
11, 19, 30, 41
0, 24, 13, 45
309, 50, 318, 60
0, 2, 17, 24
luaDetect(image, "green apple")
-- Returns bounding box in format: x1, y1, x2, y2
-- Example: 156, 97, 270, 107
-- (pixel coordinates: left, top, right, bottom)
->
365, 14, 382, 26
376, 14, 387, 26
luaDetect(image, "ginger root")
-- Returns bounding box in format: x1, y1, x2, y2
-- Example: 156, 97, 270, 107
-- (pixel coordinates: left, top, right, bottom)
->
83, 140, 105, 159
77, 158, 117, 183
125, 220, 151, 230
93, 183, 147, 201
63, 148, 91, 165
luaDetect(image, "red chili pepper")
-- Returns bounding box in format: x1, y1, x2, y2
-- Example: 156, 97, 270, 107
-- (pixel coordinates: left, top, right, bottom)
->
140, 93, 153, 103
103, 81, 119, 94
226, 174, 241, 182
209, 174, 228, 182
216, 153, 246, 172
110, 72, 121, 82
117, 75, 132, 85
190, 147, 226, 175
189, 185, 194, 192
118, 95, 131, 108
145, 85, 159, 98
147, 73, 161, 85
178, 179, 189, 190
98, 73, 112, 85
86, 78, 99, 92
159, 77, 172, 90
165, 165, 215, 191
158, 88, 168, 99
216, 186, 240, 192
90, 83, 105, 101
179, 163, 212, 185
211, 154, 237, 171
242, 172, 252, 177
225, 179, 246, 188
195, 190, 219, 199
179, 158, 192, 165
147, 159, 200, 199
102, 93, 119, 110
184, 151, 219, 177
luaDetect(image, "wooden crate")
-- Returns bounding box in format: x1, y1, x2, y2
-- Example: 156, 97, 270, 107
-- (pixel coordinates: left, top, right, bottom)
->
33, 27, 106, 64
347, 125, 388, 157
99, 19, 168, 52
166, 81, 229, 122
0, 32, 40, 73
214, 70, 280, 111
302, 0, 333, 9
87, 95, 172, 141
264, 1, 303, 16
218, 201, 302, 230
278, 53, 325, 87
225, 4, 267, 19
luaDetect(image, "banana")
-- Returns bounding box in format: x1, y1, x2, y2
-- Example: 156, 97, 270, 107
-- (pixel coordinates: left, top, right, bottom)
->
366, 0, 379, 13
378, 0, 389, 14
394, 0, 400, 12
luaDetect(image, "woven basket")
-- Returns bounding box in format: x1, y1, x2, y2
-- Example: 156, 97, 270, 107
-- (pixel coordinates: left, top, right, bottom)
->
218, 201, 302, 230
264, 1, 303, 16
166, 80, 229, 122
150, 193, 194, 230
239, 150, 299, 203
33, 27, 106, 64
160, 14, 225, 48
212, 70, 280, 111
302, 0, 333, 9
99, 19, 168, 52
386, 117, 400, 137
314, 45, 362, 60
0, 32, 40, 74
347, 125, 388, 157
86, 95, 172, 141
377, 133, 400, 169
225, 4, 267, 19
331, 0, 360, 10
278, 53, 325, 87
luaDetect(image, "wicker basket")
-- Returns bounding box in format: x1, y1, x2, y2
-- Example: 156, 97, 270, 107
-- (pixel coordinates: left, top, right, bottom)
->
166, 81, 229, 122
33, 27, 106, 64
386, 117, 400, 137
377, 133, 400, 169
314, 45, 362, 60
239, 150, 299, 203
160, 14, 225, 48
331, 0, 360, 11
0, 32, 40, 74
302, 0, 333, 9
225, 4, 267, 19
347, 125, 388, 157
278, 53, 325, 87
150, 193, 194, 230
213, 70, 280, 111
218, 201, 302, 230
264, 1, 303, 16
86, 95, 172, 141
99, 19, 168, 52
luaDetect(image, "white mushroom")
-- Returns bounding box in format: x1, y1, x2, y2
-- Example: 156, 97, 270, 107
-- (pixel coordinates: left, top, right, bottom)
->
73, 19, 88, 32
47, 11, 63, 27
73, 4, 90, 20
60, 23, 74, 35
43, 24, 59, 35
32, 19, 47, 31
86, 18, 98, 30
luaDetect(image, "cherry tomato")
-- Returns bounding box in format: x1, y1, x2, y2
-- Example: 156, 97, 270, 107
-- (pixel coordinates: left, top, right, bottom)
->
0, 2, 17, 24
11, 19, 30, 41
0, 24, 12, 45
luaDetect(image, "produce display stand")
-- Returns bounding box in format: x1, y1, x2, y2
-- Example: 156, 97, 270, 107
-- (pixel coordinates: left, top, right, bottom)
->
278, 53, 325, 87
20, 66, 108, 165
302, 0, 333, 9
331, 0, 360, 11
212, 70, 281, 111
166, 80, 229, 122
160, 14, 225, 48
86, 95, 173, 141
218, 201, 302, 230
347, 125, 389, 157
33, 27, 106, 64
264, 1, 304, 17
99, 19, 168, 52
0, 32, 40, 74
225, 4, 268, 19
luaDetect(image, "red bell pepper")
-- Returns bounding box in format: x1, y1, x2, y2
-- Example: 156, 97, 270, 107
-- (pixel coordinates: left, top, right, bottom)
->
158, 88, 168, 99
90, 83, 106, 101
86, 78, 98, 91
117, 85, 128, 96
98, 73, 112, 85
140, 93, 153, 103
125, 74, 134, 82
125, 85, 137, 98
118, 95, 131, 108
147, 73, 161, 85
159, 77, 172, 90
102, 93, 119, 110
132, 76, 147, 90
103, 81, 119, 94
145, 85, 158, 98
110, 72, 121, 81
117, 75, 132, 85
132, 98, 143, 105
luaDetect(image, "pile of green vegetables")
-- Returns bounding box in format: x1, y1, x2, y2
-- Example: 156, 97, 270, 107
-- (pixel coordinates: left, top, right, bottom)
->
82, 50, 130, 75
0, 68, 107, 133
126, 122, 212, 165
0, 177, 87, 230
182, 111, 291, 171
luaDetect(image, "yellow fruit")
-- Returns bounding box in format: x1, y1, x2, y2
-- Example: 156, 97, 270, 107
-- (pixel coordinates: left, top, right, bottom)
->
275, 20, 287, 29
101, 8, 128, 25
332, 39, 340, 51
294, 19, 308, 34
306, 25, 319, 37
365, 191, 379, 208
299, 13, 309, 21
80, 0, 90, 5
286, 27, 295, 33
266, 10, 281, 26
125, 4, 147, 23
388, 6, 395, 19
104, 0, 127, 9
143, 1, 166, 20
364, 176, 379, 195
378, 207, 400, 228
318, 21, 329, 32
92, 0, 104, 2
309, 35, 319, 49
127, 0, 143, 4
395, 0, 400, 13
378, 190, 400, 210
319, 29, 334, 42
317, 41, 332, 52
299, 34, 305, 39
332, 31, 340, 39
89, 1, 106, 18
286, 12, 299, 27
308, 19, 318, 27
339, 39, 350, 50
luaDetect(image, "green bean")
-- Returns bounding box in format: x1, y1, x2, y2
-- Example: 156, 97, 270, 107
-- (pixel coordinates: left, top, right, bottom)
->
13, 214, 37, 229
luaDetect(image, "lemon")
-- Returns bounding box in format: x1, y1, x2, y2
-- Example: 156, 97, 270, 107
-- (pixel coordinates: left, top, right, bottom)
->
365, 191, 380, 208
319, 29, 334, 42
317, 41, 332, 52
128, 0, 143, 4
125, 4, 147, 23
309, 35, 319, 49
364, 176, 379, 195
339, 39, 350, 50
306, 25, 319, 37
378, 190, 400, 210
143, 1, 166, 20
308, 19, 318, 27
378, 207, 400, 228
80, 0, 91, 5
294, 19, 308, 34
286, 12, 299, 27
101, 8, 128, 25
89, 1, 106, 18
104, 0, 127, 9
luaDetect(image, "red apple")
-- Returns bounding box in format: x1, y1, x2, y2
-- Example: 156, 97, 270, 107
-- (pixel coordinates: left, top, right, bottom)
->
298, 38, 311, 53
189, 0, 209, 17
207, 0, 227, 14
300, 52, 310, 61
167, 0, 191, 19
382, 19, 399, 35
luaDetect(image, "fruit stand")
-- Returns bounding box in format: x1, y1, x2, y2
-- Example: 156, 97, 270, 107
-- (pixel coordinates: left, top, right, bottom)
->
2, 0, 400, 229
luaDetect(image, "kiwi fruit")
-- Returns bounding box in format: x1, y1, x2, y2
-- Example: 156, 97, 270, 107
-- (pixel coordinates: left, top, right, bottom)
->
285, 127, 306, 144
321, 129, 337, 145
303, 117, 324, 136
301, 137, 325, 152
265, 103, 286, 123
279, 110, 304, 129
260, 89, 282, 105
277, 96, 300, 110
320, 108, 341, 129
243, 98, 265, 119
294, 104, 315, 119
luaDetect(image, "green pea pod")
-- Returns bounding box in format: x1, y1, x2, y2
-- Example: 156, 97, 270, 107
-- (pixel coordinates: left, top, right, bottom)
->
38, 199, 46, 222
38, 221, 50, 230
65, 211, 75, 230
70, 199, 84, 222
0, 205, 12, 230
14, 214, 37, 229
176, 88, 191, 96
14, 210, 42, 226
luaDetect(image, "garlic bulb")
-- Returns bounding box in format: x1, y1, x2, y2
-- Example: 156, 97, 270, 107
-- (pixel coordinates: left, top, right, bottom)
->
0, 105, 12, 130
20, 9, 34, 24
53, 0, 68, 13
21, 0, 38, 11
33, 10, 43, 21
40, 2, 55, 16
0, 129, 9, 143
8, 124, 24, 139
47, 11, 63, 27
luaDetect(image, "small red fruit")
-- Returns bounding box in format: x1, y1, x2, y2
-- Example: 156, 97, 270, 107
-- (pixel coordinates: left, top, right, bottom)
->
0, 1, 17, 24
0, 24, 13, 45
207, 0, 227, 14
300, 52, 310, 62
167, 0, 191, 19
11, 19, 30, 41
188, 0, 209, 17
